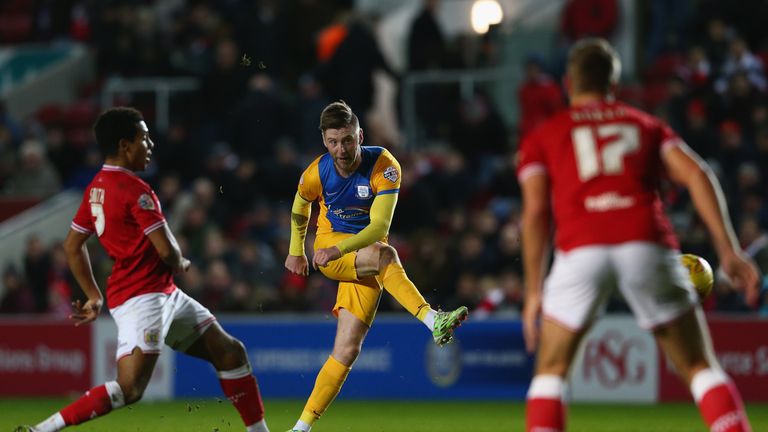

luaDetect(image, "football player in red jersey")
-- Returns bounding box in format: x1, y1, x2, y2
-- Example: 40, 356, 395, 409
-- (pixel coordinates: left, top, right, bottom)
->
22, 108, 270, 432
518, 39, 760, 432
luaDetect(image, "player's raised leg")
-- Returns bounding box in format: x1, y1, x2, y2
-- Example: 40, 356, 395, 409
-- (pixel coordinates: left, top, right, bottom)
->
288, 308, 367, 432
184, 322, 269, 432
654, 308, 751, 432
27, 347, 155, 432
358, 243, 468, 346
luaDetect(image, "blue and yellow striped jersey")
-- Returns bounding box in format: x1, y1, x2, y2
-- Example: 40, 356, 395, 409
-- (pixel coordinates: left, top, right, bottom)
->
298, 146, 401, 235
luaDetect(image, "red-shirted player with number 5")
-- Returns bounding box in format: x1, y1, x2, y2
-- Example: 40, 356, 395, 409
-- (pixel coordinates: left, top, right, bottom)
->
518, 39, 760, 432
19, 108, 270, 432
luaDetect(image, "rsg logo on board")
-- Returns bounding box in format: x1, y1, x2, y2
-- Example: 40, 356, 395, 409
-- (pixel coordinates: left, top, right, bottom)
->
581, 330, 647, 388
570, 317, 658, 402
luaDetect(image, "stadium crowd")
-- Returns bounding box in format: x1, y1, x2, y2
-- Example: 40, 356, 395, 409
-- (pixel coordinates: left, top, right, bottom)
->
0, 0, 767, 318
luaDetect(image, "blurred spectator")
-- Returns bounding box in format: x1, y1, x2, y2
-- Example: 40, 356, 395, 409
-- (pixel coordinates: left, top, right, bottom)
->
517, 53, 565, 141
201, 259, 233, 310
391, 154, 439, 234
407, 0, 454, 142
677, 46, 712, 96
23, 235, 52, 313
0, 101, 23, 148
313, 9, 399, 129
0, 265, 35, 313
555, 0, 618, 76
715, 37, 766, 94
716, 120, 748, 198
228, 74, 291, 160
474, 269, 523, 319
199, 38, 251, 131
232, 0, 286, 82
697, 18, 733, 74
3, 139, 61, 198
280, 0, 338, 88
560, 0, 618, 42
407, 0, 446, 71
680, 99, 718, 161
443, 271, 482, 311
48, 241, 75, 318
449, 91, 508, 183
645, 0, 691, 62
260, 139, 304, 202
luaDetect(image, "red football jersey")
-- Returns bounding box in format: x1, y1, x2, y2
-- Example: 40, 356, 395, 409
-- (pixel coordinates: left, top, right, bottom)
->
71, 165, 175, 308
517, 100, 680, 251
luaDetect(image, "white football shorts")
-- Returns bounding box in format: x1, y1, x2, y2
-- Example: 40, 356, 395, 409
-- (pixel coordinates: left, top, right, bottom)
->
542, 241, 698, 331
110, 288, 216, 360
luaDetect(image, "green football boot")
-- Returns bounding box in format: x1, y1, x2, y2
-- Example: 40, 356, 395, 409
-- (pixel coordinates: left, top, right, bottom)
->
432, 306, 469, 346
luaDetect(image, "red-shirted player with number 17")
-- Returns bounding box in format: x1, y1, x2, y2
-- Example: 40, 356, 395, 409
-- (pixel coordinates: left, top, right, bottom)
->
518, 39, 760, 432
18, 108, 270, 432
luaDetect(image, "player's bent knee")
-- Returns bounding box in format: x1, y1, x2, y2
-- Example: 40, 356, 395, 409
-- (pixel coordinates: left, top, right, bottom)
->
333, 344, 361, 365
377, 244, 399, 268
216, 335, 248, 367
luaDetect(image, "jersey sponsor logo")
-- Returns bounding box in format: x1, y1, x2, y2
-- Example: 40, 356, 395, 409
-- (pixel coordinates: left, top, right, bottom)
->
584, 192, 635, 212
383, 166, 399, 183
356, 185, 371, 199
330, 207, 367, 219
137, 193, 156, 211
144, 328, 160, 346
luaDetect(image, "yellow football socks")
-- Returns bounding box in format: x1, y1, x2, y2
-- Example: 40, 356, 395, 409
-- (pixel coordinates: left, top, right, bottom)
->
380, 262, 431, 319
300, 356, 351, 425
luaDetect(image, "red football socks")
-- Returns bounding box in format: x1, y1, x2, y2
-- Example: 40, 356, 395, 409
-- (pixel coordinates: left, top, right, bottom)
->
219, 374, 266, 426
59, 384, 113, 425
526, 375, 566, 432
693, 369, 751, 432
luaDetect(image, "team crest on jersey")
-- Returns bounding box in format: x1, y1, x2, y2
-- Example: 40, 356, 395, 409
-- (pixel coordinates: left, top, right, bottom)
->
356, 185, 371, 199
383, 166, 399, 183
144, 328, 160, 346
137, 193, 156, 210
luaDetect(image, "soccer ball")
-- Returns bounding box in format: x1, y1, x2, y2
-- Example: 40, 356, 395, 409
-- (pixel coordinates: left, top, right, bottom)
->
680, 253, 714, 300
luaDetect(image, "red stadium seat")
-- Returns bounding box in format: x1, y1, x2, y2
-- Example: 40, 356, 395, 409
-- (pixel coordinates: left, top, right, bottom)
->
35, 104, 64, 127
63, 101, 97, 129
643, 53, 684, 84
0, 15, 33, 44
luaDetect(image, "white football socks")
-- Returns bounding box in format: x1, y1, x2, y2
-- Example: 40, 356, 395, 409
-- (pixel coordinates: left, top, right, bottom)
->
292, 419, 312, 431
246, 418, 270, 432
422, 309, 437, 331
33, 412, 65, 432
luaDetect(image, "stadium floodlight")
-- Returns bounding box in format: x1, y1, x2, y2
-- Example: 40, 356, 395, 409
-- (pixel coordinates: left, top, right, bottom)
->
471, 0, 503, 34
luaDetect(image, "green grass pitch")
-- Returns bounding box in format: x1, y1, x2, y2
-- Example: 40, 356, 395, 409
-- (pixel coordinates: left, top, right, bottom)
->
2, 398, 767, 431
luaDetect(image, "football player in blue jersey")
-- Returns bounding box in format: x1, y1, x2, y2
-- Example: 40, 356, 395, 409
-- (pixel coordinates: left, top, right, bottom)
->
283, 101, 468, 432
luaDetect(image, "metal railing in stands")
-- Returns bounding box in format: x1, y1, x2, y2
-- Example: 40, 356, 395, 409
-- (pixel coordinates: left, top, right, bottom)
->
100, 77, 200, 132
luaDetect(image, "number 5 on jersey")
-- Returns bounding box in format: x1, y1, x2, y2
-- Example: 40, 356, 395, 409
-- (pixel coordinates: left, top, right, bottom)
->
573, 123, 639, 181
89, 187, 106, 236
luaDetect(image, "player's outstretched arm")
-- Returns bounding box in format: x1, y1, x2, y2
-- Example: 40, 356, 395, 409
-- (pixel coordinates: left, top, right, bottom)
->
520, 173, 552, 353
147, 224, 191, 273
63, 229, 103, 326
286, 192, 312, 276
663, 143, 761, 305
